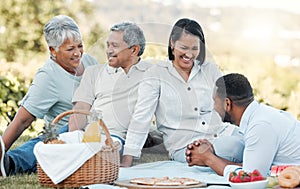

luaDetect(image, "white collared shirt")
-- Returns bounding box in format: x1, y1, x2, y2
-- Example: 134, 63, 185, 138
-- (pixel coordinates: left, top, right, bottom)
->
124, 60, 226, 158
224, 100, 300, 178
72, 61, 153, 139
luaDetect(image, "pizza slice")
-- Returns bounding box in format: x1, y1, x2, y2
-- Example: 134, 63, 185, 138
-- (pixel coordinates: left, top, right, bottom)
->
154, 178, 182, 186
130, 177, 157, 185
174, 177, 201, 185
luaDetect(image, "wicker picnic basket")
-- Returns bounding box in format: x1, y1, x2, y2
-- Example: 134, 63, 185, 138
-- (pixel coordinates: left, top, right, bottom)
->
36, 110, 120, 188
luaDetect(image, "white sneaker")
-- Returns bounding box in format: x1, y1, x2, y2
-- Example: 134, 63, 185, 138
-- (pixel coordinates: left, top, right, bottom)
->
0, 136, 7, 177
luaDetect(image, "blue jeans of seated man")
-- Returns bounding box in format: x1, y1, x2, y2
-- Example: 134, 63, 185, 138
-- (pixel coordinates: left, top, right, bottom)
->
171, 128, 244, 163
6, 125, 68, 175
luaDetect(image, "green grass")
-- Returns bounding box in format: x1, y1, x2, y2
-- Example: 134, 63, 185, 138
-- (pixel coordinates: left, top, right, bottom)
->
0, 174, 40, 189
0, 134, 169, 188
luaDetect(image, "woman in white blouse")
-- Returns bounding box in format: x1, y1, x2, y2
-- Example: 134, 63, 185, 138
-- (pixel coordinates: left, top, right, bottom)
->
121, 18, 244, 167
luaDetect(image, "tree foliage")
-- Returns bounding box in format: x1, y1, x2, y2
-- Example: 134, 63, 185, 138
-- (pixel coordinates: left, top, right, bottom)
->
0, 0, 104, 131
0, 0, 104, 62
0, 74, 29, 125
217, 54, 300, 119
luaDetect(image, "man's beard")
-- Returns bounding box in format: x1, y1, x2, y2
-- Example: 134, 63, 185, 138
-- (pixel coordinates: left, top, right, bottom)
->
223, 111, 232, 123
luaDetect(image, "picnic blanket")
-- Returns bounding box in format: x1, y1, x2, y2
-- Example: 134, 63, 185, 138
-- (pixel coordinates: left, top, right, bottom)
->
83, 160, 230, 189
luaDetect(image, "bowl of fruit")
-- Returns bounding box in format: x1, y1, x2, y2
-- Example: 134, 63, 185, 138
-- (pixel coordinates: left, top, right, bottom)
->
229, 169, 268, 189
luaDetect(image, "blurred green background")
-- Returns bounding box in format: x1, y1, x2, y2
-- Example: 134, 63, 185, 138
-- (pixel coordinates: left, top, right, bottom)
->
0, 0, 104, 134
1, 0, 300, 136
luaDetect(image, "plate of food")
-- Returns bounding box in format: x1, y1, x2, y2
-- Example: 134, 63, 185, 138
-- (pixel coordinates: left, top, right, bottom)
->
229, 179, 268, 189
228, 169, 268, 189
114, 176, 206, 189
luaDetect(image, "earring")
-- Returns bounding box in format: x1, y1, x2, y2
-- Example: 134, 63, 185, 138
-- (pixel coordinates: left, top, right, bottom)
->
51, 54, 56, 60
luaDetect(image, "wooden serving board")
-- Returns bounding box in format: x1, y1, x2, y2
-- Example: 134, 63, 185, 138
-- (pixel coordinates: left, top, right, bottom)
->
273, 185, 300, 189
114, 180, 207, 189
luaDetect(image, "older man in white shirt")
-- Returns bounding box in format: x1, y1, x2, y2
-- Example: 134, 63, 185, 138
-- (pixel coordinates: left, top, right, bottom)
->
69, 22, 152, 149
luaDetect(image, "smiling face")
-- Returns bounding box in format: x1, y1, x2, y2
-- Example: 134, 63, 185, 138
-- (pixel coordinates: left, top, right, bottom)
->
106, 31, 133, 68
171, 31, 200, 71
50, 38, 83, 74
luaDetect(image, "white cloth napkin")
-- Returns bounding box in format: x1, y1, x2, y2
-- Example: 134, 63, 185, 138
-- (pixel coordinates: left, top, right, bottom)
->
33, 130, 103, 184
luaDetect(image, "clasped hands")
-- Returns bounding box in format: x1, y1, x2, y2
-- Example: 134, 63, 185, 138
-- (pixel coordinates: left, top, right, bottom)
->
185, 139, 215, 166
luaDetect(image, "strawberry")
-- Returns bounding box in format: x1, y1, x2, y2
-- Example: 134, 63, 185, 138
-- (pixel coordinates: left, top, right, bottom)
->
229, 171, 237, 182
249, 169, 264, 181
230, 171, 237, 178
252, 169, 261, 176
238, 170, 246, 177
231, 175, 242, 183
241, 175, 251, 182
250, 175, 264, 181
236, 170, 251, 182
229, 176, 235, 182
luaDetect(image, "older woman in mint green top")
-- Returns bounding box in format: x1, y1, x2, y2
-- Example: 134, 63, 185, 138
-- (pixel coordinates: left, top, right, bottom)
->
0, 15, 98, 177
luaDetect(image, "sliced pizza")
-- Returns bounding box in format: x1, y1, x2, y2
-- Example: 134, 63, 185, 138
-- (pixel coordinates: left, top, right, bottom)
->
130, 176, 200, 186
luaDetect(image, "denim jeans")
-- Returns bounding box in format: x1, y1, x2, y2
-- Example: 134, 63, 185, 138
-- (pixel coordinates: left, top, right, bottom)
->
171, 128, 244, 163
7, 125, 68, 175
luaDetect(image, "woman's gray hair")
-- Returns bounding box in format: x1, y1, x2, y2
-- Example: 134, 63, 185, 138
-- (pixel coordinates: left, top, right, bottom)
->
44, 15, 82, 51
110, 22, 145, 56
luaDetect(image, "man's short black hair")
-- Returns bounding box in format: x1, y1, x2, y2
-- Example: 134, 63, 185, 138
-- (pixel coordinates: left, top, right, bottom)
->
216, 73, 254, 106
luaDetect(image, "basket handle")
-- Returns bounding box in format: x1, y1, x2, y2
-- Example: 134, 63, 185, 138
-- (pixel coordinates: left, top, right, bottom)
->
52, 110, 115, 149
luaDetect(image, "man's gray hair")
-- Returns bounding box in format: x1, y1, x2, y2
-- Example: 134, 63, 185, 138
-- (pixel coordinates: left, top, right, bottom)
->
44, 15, 82, 51
110, 22, 145, 56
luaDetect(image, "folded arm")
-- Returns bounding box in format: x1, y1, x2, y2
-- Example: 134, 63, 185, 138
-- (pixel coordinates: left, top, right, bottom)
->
186, 139, 241, 176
